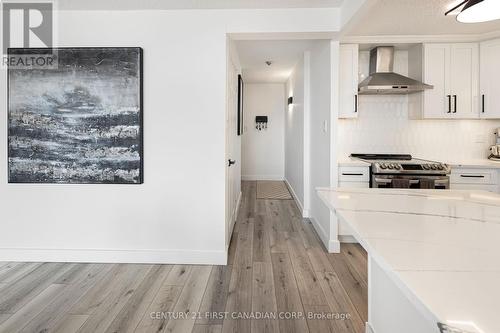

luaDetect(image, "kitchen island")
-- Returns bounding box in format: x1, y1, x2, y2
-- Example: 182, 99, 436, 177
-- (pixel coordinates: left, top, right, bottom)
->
317, 187, 500, 333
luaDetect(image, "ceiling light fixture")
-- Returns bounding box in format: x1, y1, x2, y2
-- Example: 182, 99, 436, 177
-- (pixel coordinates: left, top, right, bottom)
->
445, 0, 500, 23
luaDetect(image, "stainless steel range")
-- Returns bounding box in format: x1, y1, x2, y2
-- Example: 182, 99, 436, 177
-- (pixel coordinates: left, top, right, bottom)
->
351, 154, 451, 189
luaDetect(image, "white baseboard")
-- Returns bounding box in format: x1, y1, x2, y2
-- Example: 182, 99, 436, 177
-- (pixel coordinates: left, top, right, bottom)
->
0, 248, 227, 265
339, 235, 358, 244
366, 322, 375, 333
309, 217, 340, 253
284, 178, 306, 216
229, 191, 242, 238
226, 190, 242, 262
241, 175, 284, 181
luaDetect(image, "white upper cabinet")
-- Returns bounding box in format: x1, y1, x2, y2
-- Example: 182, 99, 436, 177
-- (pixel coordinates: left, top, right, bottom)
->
339, 44, 359, 119
480, 38, 500, 119
421, 44, 450, 118
450, 44, 479, 118
421, 43, 479, 119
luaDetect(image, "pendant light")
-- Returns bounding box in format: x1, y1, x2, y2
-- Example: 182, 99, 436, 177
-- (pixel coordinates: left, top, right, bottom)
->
445, 0, 500, 23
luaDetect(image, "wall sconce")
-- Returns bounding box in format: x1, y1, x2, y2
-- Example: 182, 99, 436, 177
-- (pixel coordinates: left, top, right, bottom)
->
288, 96, 293, 105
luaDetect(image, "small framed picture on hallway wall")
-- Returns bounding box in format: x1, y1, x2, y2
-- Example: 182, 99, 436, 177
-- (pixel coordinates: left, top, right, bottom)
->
237, 74, 244, 136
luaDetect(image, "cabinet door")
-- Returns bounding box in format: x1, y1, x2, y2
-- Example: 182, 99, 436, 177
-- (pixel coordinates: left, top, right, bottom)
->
339, 44, 359, 119
338, 181, 370, 188
480, 39, 500, 119
450, 43, 479, 119
423, 44, 451, 118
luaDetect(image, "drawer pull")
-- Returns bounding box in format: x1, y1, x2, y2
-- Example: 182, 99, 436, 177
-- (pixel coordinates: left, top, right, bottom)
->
342, 173, 364, 176
460, 175, 485, 178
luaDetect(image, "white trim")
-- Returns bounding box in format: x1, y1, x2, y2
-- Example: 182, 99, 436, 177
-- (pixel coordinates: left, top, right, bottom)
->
303, 51, 311, 216
341, 30, 500, 44
339, 235, 358, 243
330, 40, 340, 189
365, 322, 376, 333
284, 178, 306, 216
225, 190, 242, 265
310, 217, 340, 253
241, 175, 284, 181
230, 190, 242, 237
229, 32, 340, 41
0, 248, 227, 265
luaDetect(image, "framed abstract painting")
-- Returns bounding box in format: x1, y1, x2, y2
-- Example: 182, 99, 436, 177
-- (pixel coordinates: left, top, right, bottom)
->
7, 47, 143, 184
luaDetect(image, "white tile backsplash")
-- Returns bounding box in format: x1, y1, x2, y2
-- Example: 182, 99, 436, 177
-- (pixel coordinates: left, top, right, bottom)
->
338, 95, 500, 162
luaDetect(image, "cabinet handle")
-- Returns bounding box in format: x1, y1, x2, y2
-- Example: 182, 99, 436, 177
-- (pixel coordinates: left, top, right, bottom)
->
447, 95, 451, 113
354, 94, 358, 113
482, 94, 485, 113
460, 175, 485, 178
342, 173, 364, 176
453, 95, 457, 113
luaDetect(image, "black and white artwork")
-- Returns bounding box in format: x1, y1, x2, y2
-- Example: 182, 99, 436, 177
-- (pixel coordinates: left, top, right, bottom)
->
237, 74, 244, 136
8, 47, 143, 184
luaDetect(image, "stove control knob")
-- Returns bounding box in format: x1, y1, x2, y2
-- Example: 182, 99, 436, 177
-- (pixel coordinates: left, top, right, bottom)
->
388, 164, 394, 169
395, 164, 402, 170
423, 164, 431, 170
437, 164, 444, 170
431, 164, 438, 170
380, 163, 387, 169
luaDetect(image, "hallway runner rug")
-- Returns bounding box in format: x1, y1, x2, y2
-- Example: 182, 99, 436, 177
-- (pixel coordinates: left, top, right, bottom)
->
256, 181, 292, 200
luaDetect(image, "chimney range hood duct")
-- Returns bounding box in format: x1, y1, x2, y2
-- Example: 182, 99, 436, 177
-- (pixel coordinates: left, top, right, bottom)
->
358, 46, 433, 95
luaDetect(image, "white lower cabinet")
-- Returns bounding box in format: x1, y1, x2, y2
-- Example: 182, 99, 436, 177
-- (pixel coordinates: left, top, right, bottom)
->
338, 166, 370, 184
339, 181, 370, 188
338, 165, 370, 240
450, 167, 499, 193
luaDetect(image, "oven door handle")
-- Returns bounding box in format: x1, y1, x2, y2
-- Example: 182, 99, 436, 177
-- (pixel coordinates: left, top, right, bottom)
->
435, 179, 449, 184
374, 178, 393, 184
409, 179, 420, 185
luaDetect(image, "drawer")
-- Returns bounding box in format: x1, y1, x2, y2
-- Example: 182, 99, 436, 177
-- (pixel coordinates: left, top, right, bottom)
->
451, 168, 498, 185
450, 183, 499, 193
338, 166, 370, 182
339, 181, 370, 188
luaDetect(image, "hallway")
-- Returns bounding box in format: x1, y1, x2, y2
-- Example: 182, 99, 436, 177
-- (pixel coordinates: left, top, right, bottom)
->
0, 181, 367, 333
226, 181, 368, 333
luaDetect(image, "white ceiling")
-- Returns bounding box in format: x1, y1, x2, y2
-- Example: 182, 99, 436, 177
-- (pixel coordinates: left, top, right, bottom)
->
57, 0, 344, 10
344, 0, 500, 36
236, 40, 318, 83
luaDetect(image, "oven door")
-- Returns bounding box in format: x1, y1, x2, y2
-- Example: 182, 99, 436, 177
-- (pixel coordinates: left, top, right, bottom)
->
372, 175, 450, 189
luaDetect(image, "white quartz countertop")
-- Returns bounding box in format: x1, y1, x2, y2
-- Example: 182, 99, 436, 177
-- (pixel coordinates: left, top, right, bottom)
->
317, 187, 500, 333
444, 159, 500, 169
337, 157, 371, 167
338, 156, 500, 169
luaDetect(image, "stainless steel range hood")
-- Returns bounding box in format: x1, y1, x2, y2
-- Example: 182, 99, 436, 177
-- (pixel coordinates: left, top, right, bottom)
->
358, 46, 433, 95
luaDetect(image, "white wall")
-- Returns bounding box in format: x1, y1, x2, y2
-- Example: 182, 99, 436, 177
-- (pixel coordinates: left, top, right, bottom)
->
308, 40, 335, 250
0, 9, 340, 264
338, 50, 500, 162
285, 57, 305, 210
242, 84, 285, 180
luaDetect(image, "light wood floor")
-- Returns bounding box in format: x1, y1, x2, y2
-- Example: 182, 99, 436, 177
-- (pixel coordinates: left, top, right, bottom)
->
0, 181, 368, 333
